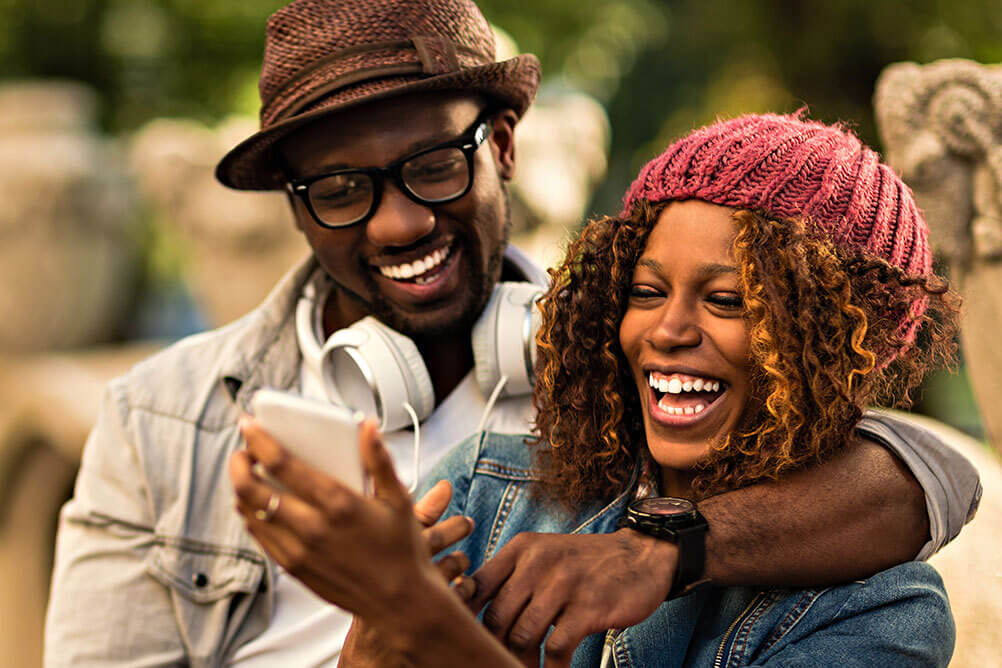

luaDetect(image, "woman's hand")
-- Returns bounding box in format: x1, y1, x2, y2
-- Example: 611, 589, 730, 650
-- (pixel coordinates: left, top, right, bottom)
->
336, 478, 473, 668
229, 416, 472, 628
458, 530, 679, 666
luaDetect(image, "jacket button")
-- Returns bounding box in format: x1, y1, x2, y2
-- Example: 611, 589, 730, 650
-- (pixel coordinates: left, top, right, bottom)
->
193, 573, 209, 587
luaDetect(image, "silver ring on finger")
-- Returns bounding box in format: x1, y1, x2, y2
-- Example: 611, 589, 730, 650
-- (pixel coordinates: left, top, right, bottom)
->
255, 492, 281, 522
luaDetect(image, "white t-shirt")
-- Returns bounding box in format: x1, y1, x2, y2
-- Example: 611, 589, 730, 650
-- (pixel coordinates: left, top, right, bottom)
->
230, 247, 546, 666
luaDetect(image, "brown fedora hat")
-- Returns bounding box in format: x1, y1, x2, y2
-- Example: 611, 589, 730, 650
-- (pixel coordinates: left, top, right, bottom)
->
215, 0, 541, 191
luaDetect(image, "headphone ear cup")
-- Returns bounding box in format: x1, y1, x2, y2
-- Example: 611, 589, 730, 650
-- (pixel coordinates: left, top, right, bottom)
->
472, 282, 544, 398
322, 317, 434, 432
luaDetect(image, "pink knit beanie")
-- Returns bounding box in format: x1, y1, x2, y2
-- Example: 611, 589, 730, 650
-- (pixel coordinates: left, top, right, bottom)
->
621, 113, 932, 277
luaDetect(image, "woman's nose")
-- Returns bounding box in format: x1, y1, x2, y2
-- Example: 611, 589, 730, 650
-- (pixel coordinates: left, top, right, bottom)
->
365, 184, 436, 248
649, 300, 702, 350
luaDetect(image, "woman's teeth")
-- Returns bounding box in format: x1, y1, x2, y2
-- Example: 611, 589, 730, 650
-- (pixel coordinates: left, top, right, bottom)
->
647, 373, 720, 394
648, 372, 720, 417
657, 399, 705, 416
377, 244, 451, 282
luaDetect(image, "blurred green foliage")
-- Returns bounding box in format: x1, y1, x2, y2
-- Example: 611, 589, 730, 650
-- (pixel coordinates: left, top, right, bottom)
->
2, 0, 1000, 215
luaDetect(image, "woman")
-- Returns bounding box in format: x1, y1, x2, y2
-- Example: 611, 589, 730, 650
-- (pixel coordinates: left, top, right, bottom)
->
238, 112, 960, 666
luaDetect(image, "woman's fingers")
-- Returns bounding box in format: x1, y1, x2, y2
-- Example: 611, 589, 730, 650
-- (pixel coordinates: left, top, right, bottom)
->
357, 419, 411, 512
413, 479, 453, 527
435, 550, 470, 583
423, 515, 474, 555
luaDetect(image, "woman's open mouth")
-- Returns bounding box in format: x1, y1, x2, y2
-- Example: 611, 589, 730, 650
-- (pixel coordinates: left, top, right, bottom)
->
646, 370, 727, 424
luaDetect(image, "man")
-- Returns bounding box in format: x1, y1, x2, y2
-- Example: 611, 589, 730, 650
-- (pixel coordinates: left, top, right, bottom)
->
46, 0, 980, 666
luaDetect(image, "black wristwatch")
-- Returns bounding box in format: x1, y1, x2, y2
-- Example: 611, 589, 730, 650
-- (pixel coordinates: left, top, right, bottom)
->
621, 497, 709, 597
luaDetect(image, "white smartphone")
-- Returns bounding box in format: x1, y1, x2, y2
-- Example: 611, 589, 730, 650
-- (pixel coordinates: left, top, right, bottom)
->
250, 388, 368, 494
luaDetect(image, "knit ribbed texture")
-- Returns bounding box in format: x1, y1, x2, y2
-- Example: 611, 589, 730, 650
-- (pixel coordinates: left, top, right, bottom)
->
622, 113, 931, 278
216, 0, 540, 191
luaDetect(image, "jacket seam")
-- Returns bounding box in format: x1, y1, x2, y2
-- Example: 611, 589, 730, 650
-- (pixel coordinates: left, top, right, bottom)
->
153, 534, 266, 563
614, 630, 634, 668
726, 591, 781, 667
485, 481, 521, 560
123, 404, 235, 433
758, 588, 831, 654
474, 459, 539, 481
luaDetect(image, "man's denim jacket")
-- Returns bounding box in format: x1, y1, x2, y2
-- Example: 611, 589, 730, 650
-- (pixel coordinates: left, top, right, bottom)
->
426, 431, 956, 667
45, 250, 976, 666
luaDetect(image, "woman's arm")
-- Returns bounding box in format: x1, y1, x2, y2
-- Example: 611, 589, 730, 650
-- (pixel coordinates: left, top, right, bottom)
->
232, 418, 524, 668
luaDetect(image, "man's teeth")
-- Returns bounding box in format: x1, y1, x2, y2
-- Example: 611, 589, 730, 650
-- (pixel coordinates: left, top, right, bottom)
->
648, 373, 719, 394
377, 245, 451, 281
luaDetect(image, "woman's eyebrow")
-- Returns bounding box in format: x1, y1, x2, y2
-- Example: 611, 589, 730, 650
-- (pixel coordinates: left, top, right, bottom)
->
634, 259, 737, 277
698, 262, 738, 277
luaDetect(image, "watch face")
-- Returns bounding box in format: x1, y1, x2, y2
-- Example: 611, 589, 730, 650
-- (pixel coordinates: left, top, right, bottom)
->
633, 497, 695, 516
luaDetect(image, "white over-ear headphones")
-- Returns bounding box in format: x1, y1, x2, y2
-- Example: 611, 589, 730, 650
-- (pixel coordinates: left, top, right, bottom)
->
297, 279, 544, 432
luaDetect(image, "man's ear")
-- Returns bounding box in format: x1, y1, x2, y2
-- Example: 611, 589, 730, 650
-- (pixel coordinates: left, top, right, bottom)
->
489, 108, 519, 181
284, 188, 308, 234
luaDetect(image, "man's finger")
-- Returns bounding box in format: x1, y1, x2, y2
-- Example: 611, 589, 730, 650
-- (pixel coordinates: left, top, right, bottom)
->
468, 547, 517, 612
423, 515, 474, 555
357, 419, 410, 511
413, 479, 453, 527
543, 613, 587, 668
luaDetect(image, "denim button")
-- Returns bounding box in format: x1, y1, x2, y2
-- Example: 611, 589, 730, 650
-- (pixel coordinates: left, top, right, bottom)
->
192, 572, 209, 588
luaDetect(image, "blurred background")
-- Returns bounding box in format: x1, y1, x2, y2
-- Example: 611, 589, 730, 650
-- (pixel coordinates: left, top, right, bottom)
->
0, 0, 999, 665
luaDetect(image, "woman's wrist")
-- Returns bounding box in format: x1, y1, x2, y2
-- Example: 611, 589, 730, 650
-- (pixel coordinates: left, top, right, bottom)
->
380, 567, 518, 668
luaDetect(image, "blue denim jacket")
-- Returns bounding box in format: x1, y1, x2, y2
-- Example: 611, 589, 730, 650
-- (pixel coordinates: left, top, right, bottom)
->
425, 431, 956, 667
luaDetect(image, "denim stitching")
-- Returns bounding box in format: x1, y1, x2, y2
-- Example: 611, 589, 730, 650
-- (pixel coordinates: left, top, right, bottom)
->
571, 488, 632, 534
759, 588, 832, 654
485, 481, 521, 560
614, 630, 634, 668
726, 591, 781, 667
475, 459, 539, 481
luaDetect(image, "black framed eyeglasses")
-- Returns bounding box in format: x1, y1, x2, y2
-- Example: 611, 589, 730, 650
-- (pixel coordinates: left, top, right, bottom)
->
286, 114, 494, 229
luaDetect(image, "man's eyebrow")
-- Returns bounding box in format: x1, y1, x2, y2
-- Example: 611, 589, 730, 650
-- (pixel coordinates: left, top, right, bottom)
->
302, 128, 464, 177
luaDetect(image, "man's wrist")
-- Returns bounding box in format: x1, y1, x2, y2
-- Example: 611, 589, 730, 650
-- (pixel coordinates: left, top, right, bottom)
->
618, 527, 680, 599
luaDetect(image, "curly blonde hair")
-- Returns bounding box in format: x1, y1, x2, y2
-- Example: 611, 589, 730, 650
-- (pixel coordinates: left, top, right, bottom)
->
531, 201, 959, 508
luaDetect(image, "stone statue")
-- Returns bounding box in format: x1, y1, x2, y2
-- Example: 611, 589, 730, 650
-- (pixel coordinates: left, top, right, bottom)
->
875, 58, 1002, 452
130, 117, 306, 327
0, 81, 138, 352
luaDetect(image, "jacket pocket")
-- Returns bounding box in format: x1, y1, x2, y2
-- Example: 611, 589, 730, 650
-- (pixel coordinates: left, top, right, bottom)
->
145, 535, 265, 604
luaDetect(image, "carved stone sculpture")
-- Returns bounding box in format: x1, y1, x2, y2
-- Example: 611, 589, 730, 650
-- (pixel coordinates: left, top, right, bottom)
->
130, 117, 307, 327
875, 59, 1002, 451
0, 81, 138, 352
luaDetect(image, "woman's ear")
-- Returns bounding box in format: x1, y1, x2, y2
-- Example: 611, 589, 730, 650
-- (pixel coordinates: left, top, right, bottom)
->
489, 108, 519, 181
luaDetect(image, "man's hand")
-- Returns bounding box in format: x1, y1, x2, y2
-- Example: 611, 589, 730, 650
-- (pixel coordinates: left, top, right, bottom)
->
230, 416, 472, 626
462, 530, 678, 666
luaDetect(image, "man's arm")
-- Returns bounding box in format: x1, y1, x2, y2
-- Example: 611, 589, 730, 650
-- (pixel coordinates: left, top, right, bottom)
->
702, 433, 927, 585
45, 384, 185, 667
466, 427, 978, 660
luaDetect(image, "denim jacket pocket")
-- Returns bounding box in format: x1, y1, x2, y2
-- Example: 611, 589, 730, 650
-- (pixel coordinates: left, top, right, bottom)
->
145, 536, 265, 604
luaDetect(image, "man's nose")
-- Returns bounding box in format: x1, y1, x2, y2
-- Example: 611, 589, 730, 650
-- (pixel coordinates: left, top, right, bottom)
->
365, 184, 435, 248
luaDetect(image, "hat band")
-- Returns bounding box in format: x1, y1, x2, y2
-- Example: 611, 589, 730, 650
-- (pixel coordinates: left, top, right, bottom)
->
265, 36, 490, 126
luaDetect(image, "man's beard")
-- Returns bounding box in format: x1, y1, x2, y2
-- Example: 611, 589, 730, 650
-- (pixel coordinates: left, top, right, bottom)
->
330, 199, 512, 339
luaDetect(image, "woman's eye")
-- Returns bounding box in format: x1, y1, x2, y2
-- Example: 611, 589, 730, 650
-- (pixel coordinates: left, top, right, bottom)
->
708, 293, 743, 309
629, 285, 661, 299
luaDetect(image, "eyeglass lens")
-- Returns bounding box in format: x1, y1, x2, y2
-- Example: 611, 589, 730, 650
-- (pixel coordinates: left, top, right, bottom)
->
308, 146, 470, 226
